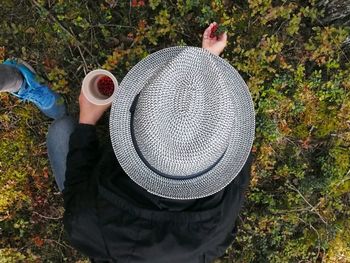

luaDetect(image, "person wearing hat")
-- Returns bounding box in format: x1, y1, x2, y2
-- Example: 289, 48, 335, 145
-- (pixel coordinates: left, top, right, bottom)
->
3, 22, 254, 262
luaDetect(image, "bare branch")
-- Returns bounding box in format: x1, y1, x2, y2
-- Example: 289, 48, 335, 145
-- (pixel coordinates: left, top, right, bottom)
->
32, 211, 62, 220
286, 182, 328, 225
29, 0, 101, 67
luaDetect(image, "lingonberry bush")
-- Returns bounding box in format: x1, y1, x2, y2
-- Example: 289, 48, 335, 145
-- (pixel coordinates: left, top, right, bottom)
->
0, 0, 349, 261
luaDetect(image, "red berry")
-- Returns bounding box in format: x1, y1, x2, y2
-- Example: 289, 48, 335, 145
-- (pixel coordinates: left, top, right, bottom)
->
131, 0, 138, 7
97, 76, 115, 97
210, 24, 219, 38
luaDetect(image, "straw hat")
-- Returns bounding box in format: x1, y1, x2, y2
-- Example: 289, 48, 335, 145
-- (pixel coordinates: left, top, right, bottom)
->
109, 46, 255, 200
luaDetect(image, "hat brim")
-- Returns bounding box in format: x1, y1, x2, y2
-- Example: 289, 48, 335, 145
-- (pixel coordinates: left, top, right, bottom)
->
109, 46, 255, 200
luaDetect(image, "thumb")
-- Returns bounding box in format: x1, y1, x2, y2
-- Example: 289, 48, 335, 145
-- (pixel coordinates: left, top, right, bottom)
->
217, 31, 227, 43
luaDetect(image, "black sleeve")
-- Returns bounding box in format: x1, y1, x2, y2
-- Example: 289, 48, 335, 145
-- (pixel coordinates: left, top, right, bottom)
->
236, 151, 253, 190
199, 152, 254, 262
63, 123, 100, 209
229, 151, 254, 238
62, 124, 111, 260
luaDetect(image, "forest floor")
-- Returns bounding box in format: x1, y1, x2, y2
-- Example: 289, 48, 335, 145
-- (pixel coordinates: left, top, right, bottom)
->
1, 0, 350, 262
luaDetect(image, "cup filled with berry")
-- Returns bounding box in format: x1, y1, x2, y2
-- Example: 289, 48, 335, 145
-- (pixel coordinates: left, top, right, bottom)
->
82, 69, 118, 105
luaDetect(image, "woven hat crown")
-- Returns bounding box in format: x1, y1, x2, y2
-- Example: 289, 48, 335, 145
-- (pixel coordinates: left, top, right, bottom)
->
110, 46, 255, 199
132, 48, 234, 179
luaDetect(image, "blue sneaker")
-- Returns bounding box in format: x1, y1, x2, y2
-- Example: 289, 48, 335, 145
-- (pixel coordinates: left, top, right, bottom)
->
3, 59, 66, 119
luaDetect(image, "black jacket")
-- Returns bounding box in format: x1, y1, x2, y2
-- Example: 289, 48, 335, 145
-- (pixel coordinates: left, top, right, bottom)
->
63, 124, 253, 263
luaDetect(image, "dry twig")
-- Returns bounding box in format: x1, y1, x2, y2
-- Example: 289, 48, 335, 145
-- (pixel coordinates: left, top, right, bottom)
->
33, 211, 62, 220
286, 182, 328, 225
30, 0, 101, 67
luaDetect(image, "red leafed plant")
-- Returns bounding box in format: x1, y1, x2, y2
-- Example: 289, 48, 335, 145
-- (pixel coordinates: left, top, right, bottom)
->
131, 0, 145, 7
